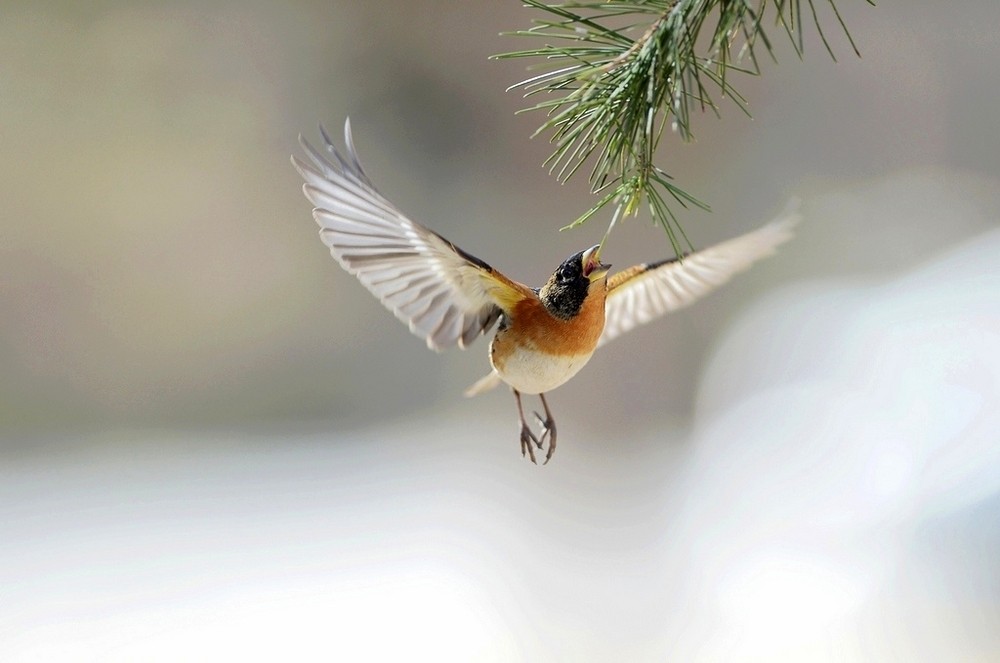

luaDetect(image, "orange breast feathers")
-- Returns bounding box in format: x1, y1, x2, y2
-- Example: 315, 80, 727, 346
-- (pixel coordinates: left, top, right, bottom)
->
506, 285, 607, 356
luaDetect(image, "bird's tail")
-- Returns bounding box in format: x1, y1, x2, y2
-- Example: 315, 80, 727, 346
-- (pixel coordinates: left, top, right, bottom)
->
464, 370, 502, 397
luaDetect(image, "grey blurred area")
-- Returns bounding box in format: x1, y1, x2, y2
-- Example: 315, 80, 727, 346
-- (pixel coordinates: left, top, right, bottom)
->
3, 1, 999, 660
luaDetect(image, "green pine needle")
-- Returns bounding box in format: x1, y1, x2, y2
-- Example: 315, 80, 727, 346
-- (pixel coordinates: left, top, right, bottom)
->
495, 0, 873, 254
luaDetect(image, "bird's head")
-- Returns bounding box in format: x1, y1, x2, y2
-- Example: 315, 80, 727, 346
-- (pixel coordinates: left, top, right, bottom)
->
539, 244, 612, 320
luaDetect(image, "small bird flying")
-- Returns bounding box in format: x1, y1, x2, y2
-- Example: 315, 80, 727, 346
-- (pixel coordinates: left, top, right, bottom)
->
293, 120, 798, 463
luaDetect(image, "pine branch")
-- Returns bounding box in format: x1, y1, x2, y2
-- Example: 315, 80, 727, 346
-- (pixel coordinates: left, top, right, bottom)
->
495, 0, 873, 254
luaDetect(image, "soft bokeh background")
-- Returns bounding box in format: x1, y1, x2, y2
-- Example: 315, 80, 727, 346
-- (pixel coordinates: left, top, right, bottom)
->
3, 1, 999, 660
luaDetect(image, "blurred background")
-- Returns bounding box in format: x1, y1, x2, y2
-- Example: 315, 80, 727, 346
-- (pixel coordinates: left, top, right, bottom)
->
3, 1, 999, 660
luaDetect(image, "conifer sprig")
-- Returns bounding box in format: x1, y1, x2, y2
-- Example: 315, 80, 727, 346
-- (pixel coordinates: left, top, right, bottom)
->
496, 0, 871, 252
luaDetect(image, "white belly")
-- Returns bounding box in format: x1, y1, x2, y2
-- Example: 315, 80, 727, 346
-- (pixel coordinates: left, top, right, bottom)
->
491, 346, 595, 394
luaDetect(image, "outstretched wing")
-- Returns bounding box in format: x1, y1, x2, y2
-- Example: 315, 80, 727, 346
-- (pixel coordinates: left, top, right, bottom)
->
599, 210, 800, 346
292, 120, 528, 351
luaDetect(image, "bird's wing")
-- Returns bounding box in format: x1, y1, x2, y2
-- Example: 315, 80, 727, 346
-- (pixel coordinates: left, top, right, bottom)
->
292, 120, 529, 351
599, 210, 800, 346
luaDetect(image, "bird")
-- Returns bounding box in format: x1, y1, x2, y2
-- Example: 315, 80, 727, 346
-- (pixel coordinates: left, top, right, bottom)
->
292, 120, 799, 464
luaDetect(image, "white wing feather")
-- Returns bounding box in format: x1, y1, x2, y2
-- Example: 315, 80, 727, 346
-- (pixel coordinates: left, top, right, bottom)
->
292, 120, 506, 351
599, 209, 800, 346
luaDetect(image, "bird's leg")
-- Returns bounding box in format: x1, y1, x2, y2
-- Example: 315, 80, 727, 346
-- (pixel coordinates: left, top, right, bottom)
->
513, 389, 540, 464
533, 393, 558, 464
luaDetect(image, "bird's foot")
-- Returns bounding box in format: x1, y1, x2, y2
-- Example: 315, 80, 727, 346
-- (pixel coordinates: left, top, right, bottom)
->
514, 391, 558, 464
517, 412, 556, 465
519, 423, 540, 464
533, 411, 557, 464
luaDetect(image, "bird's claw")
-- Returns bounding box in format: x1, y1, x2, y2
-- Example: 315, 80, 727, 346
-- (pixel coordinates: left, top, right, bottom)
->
514, 392, 558, 464
539, 416, 557, 465
519, 424, 539, 464
532, 412, 549, 447
521, 414, 556, 465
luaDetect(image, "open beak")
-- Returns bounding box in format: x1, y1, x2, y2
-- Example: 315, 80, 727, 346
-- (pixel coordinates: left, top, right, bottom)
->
581, 244, 611, 282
